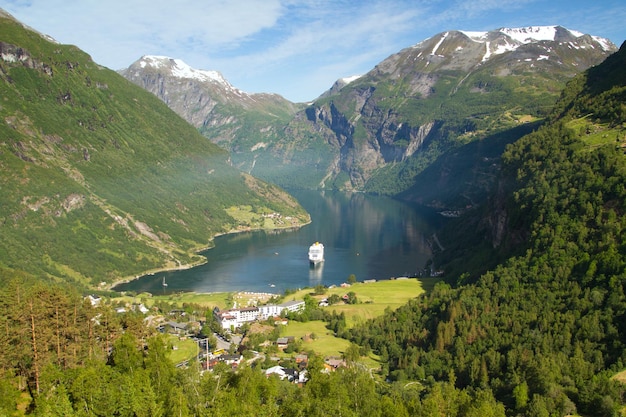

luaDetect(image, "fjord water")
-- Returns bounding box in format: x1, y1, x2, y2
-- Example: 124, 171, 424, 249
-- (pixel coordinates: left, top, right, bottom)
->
114, 190, 444, 294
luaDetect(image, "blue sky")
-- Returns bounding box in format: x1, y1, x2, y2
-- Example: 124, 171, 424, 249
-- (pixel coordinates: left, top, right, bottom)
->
2, 0, 625, 102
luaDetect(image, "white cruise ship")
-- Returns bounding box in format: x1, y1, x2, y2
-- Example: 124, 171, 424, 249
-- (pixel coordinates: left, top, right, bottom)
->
308, 242, 324, 265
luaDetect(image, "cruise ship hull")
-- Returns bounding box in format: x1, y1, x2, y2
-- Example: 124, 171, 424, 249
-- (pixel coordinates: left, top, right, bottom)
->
308, 242, 324, 266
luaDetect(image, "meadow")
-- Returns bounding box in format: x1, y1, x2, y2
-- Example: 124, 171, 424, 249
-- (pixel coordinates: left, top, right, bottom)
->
304, 277, 438, 326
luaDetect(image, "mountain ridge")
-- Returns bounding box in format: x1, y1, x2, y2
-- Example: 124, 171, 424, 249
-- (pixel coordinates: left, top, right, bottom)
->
295, 25, 616, 196
120, 25, 617, 199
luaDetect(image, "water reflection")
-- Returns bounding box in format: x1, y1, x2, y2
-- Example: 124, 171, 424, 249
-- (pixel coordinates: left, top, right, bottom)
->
309, 261, 324, 285
114, 190, 444, 294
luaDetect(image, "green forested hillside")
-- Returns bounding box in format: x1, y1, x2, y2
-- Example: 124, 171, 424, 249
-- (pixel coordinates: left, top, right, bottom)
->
0, 276, 510, 416
0, 15, 309, 287
349, 43, 626, 416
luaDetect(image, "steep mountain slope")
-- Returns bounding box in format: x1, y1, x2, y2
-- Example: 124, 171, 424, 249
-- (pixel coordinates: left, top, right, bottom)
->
350, 42, 626, 416
119, 56, 303, 172
122, 26, 617, 204
301, 26, 616, 196
0, 11, 309, 287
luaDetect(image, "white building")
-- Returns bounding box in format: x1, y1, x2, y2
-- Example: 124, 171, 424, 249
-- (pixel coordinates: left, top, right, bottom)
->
216, 311, 239, 330
215, 300, 306, 330
237, 307, 260, 322
258, 304, 282, 320
281, 300, 305, 314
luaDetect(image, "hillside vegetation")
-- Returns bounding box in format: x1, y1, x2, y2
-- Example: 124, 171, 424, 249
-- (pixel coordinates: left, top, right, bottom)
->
1, 11, 625, 414
349, 42, 626, 416
0, 15, 309, 288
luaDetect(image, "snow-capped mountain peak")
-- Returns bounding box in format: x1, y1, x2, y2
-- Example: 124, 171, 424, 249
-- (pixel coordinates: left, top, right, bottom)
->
453, 26, 615, 63
460, 26, 581, 44
138, 55, 234, 88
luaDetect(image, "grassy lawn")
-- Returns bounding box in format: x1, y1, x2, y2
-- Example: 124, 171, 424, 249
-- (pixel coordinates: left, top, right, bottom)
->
288, 277, 438, 327
274, 277, 438, 359
279, 320, 351, 358
118, 291, 232, 310
164, 334, 200, 365
567, 117, 626, 150
278, 320, 383, 370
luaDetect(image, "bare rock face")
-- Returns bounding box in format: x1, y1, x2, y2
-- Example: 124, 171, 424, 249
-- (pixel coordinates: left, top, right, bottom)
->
62, 194, 85, 213
119, 27, 617, 197
119, 57, 230, 129
118, 56, 299, 152
297, 26, 617, 193
0, 42, 53, 75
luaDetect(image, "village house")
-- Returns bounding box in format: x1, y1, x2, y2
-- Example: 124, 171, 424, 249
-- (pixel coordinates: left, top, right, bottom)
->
265, 365, 304, 383
273, 316, 289, 326
323, 357, 347, 373
86, 295, 101, 306
157, 321, 188, 336
276, 337, 290, 350
205, 353, 243, 370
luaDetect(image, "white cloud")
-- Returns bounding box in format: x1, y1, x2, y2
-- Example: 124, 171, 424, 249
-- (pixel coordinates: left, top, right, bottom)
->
4, 0, 285, 67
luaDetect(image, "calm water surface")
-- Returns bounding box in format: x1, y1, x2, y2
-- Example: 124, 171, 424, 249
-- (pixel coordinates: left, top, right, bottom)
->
114, 190, 445, 294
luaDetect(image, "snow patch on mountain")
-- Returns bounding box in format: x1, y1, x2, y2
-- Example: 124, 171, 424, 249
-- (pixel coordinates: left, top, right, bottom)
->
457, 26, 614, 62
430, 32, 449, 55
500, 26, 559, 43
340, 74, 362, 84
139, 55, 234, 88
591, 36, 614, 51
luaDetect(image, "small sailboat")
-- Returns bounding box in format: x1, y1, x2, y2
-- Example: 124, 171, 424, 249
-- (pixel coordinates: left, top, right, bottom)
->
162, 276, 168, 287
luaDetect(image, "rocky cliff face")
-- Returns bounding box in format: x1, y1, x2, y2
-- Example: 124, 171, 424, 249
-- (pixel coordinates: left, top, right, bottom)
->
119, 27, 617, 201
298, 26, 616, 196
120, 56, 246, 128
119, 56, 300, 155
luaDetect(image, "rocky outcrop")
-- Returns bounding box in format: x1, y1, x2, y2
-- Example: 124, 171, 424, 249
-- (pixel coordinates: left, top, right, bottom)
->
0, 42, 53, 75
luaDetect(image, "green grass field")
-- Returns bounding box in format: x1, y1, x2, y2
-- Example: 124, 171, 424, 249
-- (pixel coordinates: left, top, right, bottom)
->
119, 291, 232, 310
279, 320, 351, 357
276, 277, 438, 359
165, 334, 200, 365
290, 277, 438, 327
567, 117, 626, 150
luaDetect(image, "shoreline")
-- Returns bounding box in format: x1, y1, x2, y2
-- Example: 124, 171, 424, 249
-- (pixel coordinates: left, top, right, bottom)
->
108, 219, 311, 292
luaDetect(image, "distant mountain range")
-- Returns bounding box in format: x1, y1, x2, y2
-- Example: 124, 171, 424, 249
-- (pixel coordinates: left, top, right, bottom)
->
120, 26, 617, 208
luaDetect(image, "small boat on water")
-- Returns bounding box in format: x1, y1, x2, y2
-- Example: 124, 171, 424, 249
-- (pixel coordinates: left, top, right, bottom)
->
308, 242, 324, 266
162, 276, 168, 287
